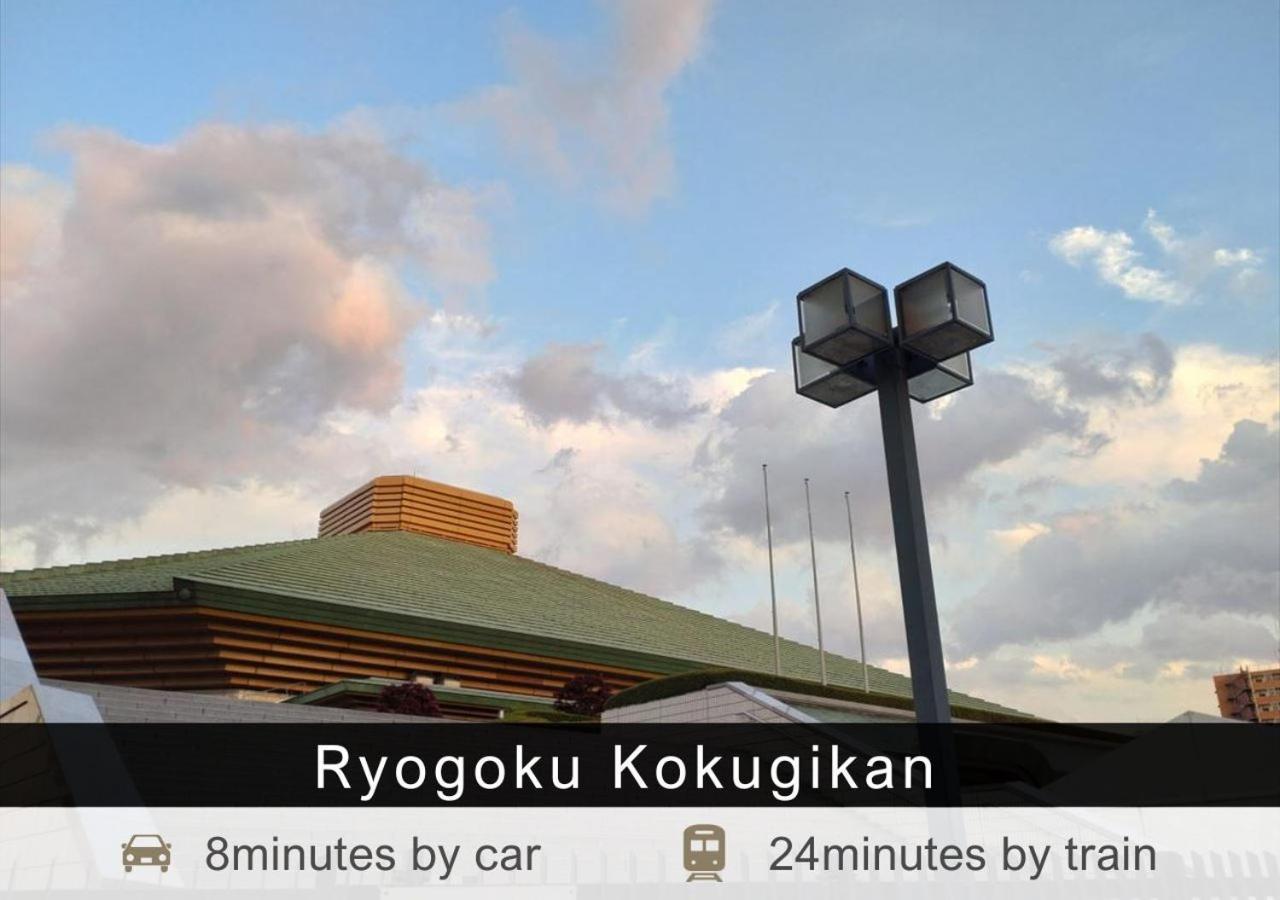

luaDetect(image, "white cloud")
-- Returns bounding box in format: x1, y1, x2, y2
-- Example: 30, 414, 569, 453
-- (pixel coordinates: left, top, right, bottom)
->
3, 127, 1275, 726
1048, 209, 1263, 305
502, 342, 707, 428
1212, 248, 1259, 267
697, 365, 1088, 551
460, 0, 715, 213
6, 285, 1276, 724
0, 482, 321, 572
714, 302, 781, 358
0, 122, 494, 561
1046, 343, 1277, 486
0, 165, 70, 285
929, 337, 1277, 720
952, 413, 1279, 658
1049, 223, 1186, 303
991, 522, 1050, 550
945, 614, 1280, 723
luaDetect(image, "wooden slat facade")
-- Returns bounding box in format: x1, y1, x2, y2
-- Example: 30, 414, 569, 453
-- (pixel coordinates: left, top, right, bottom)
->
13, 606, 654, 697
319, 475, 519, 553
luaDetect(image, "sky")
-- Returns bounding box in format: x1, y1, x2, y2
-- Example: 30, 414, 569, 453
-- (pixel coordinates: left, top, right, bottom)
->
2, 0, 1278, 722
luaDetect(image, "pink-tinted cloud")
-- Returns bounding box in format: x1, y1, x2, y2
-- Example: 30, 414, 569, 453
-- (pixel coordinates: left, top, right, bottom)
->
461, 0, 714, 213
0, 123, 492, 555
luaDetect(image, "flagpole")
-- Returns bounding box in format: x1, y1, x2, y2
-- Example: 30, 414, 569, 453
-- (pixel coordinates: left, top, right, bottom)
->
762, 464, 781, 676
803, 477, 828, 685
844, 490, 870, 693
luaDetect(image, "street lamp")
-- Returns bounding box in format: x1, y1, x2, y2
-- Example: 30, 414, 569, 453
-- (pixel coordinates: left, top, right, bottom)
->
791, 261, 995, 726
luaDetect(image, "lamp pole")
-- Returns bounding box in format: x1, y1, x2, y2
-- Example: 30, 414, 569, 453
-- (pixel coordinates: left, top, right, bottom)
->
792, 263, 992, 808
874, 342, 951, 723
791, 262, 993, 730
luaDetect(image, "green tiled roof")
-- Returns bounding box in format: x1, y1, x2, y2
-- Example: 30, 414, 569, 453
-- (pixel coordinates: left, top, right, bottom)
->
2, 531, 1021, 715
0, 539, 316, 597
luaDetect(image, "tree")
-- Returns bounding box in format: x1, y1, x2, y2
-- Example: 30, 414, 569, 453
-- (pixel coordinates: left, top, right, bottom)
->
553, 673, 613, 717
376, 681, 441, 717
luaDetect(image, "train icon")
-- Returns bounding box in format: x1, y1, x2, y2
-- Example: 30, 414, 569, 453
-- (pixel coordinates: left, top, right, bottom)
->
682, 824, 725, 882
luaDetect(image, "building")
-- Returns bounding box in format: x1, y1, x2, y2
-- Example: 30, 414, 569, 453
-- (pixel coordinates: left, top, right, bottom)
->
1213, 666, 1280, 723
1, 474, 1024, 722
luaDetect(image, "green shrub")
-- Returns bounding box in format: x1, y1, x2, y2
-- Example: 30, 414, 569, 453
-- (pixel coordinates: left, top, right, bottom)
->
376, 681, 441, 717
553, 672, 613, 716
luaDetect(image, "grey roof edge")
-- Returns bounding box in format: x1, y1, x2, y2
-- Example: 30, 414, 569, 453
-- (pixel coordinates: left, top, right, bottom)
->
723, 681, 821, 724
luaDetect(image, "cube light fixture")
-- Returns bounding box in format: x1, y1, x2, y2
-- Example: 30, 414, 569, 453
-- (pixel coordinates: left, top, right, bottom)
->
893, 262, 992, 362
797, 268, 892, 367
906, 351, 972, 403
792, 337, 876, 408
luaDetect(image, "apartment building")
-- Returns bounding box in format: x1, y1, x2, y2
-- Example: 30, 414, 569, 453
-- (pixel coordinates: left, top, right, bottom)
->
1213, 666, 1280, 723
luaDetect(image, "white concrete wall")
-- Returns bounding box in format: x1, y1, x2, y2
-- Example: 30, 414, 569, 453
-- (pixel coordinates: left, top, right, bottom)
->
602, 683, 798, 724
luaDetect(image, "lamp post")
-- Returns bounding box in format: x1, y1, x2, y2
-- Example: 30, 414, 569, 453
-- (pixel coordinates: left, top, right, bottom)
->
791, 263, 993, 724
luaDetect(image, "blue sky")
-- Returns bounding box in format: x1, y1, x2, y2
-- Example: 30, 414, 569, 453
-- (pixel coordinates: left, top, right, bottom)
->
2, 0, 1278, 721
6, 0, 1276, 359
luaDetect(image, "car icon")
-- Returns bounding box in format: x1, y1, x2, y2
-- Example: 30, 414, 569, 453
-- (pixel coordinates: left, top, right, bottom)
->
122, 834, 171, 872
